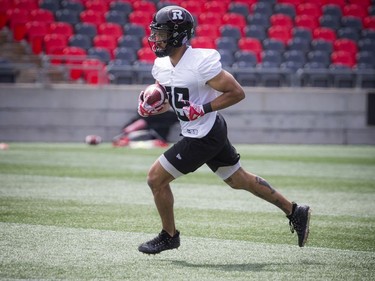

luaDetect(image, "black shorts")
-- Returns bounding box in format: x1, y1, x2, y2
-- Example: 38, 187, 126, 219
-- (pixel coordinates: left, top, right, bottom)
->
159, 113, 241, 179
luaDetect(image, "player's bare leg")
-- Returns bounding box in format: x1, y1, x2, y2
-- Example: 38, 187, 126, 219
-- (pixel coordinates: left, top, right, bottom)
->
138, 160, 180, 254
225, 167, 311, 247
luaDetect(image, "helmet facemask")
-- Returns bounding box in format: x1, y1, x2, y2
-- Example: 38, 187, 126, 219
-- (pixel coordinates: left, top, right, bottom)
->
148, 28, 175, 57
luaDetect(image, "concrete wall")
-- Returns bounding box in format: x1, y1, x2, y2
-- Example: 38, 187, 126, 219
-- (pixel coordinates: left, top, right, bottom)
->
0, 84, 374, 144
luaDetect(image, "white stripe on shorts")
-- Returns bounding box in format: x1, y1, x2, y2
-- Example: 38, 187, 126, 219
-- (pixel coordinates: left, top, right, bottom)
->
215, 161, 241, 180
159, 154, 184, 179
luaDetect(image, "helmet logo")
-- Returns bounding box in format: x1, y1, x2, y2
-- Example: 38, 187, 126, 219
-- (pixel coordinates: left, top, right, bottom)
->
170, 9, 184, 21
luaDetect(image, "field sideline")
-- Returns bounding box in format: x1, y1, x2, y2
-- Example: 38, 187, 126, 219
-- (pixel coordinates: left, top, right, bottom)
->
0, 143, 374, 280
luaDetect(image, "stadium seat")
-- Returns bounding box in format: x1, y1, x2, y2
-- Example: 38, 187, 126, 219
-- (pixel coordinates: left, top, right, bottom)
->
105, 10, 127, 25
55, 9, 80, 26
273, 3, 296, 18
287, 37, 311, 53
329, 64, 355, 88
128, 11, 153, 28
232, 50, 258, 86
195, 24, 220, 40
62, 46, 87, 80
220, 25, 242, 41
301, 62, 331, 87
261, 50, 283, 66
238, 37, 262, 62
268, 25, 292, 45
180, 1, 205, 16
358, 38, 375, 52
198, 12, 223, 27
123, 23, 146, 40
107, 59, 134, 85
295, 15, 319, 30
80, 10, 105, 27
333, 38, 358, 58
363, 16, 375, 30
93, 35, 118, 59
7, 8, 30, 41
218, 49, 234, 67
14, 0, 38, 10
337, 27, 360, 41
88, 47, 111, 64
137, 47, 157, 63
247, 13, 270, 29
361, 29, 375, 40
228, 2, 250, 18
75, 23, 97, 39
243, 25, 267, 41
251, 2, 273, 17
40, 0, 60, 13
97, 22, 123, 38
296, 3, 322, 18
270, 13, 294, 29
311, 39, 333, 53
292, 27, 313, 42
313, 27, 337, 42
204, 1, 228, 14
49, 22, 74, 39
216, 37, 238, 53
190, 36, 216, 49
82, 58, 108, 84
110, 1, 132, 14
114, 47, 137, 63
277, 0, 301, 8
0, 0, 11, 29
319, 15, 341, 30
356, 51, 375, 68
25, 21, 49, 54
29, 8, 54, 24
61, 0, 84, 13
331, 51, 356, 68
341, 16, 363, 31
343, 4, 367, 18
118, 35, 142, 51
308, 50, 331, 67
85, 0, 109, 13
322, 4, 342, 18
263, 38, 286, 52
222, 13, 247, 30
132, 0, 156, 14
283, 50, 307, 66
69, 34, 92, 50
44, 33, 68, 55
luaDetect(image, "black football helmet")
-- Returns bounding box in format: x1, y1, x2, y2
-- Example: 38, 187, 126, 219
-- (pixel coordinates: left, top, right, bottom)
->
148, 6, 195, 57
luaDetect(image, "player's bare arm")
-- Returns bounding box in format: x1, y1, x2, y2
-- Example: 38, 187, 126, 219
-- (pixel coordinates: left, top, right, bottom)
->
206, 70, 245, 111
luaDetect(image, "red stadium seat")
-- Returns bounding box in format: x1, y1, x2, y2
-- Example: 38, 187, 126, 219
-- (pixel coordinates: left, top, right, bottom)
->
80, 10, 105, 26
195, 24, 220, 40
137, 47, 157, 63
44, 33, 68, 54
363, 16, 375, 30
25, 21, 48, 54
296, 3, 322, 18
0, 0, 12, 29
270, 14, 294, 29
347, 0, 371, 9
198, 12, 223, 27
63, 46, 87, 80
238, 37, 262, 62
132, 0, 156, 14
295, 15, 319, 30
180, 1, 204, 16
190, 36, 216, 49
325, 0, 346, 10
333, 38, 358, 56
268, 25, 292, 45
97, 22, 123, 38
49, 22, 73, 39
82, 58, 108, 84
14, 0, 38, 10
203, 1, 228, 14
85, 0, 109, 13
128, 11, 153, 28
343, 4, 367, 18
93, 34, 118, 58
222, 13, 247, 31
331, 50, 356, 67
313, 27, 337, 42
7, 8, 30, 41
30, 9, 54, 24
276, 0, 301, 8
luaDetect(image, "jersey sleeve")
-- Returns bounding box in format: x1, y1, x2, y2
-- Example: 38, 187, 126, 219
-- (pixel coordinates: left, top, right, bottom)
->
198, 49, 222, 83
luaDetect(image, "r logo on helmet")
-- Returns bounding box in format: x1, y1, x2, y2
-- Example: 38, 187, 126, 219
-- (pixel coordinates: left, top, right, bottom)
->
170, 9, 184, 22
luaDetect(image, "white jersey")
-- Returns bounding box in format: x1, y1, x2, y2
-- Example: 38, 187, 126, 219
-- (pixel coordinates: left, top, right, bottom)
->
152, 47, 222, 138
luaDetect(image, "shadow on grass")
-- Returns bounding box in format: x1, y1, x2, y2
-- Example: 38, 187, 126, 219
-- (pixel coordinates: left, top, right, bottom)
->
169, 259, 325, 272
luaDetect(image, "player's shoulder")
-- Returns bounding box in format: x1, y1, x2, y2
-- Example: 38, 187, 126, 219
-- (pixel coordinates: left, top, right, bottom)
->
187, 47, 220, 64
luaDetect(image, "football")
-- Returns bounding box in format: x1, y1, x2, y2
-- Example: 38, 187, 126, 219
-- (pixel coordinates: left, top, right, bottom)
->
143, 83, 167, 109
85, 135, 102, 145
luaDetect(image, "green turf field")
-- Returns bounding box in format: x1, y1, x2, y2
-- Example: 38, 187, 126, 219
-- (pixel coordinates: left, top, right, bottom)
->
0, 143, 374, 280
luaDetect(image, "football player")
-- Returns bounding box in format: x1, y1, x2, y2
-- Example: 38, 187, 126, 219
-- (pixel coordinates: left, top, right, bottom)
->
137, 6, 311, 254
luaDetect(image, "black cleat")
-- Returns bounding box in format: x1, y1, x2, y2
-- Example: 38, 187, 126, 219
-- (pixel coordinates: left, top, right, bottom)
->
138, 230, 180, 254
287, 202, 311, 247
